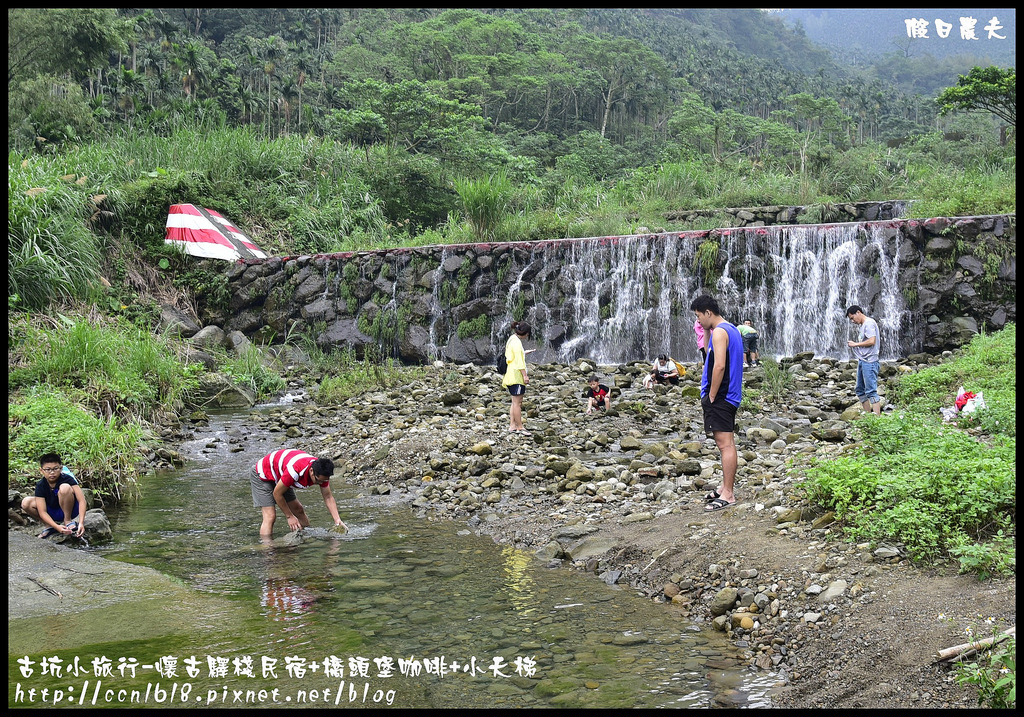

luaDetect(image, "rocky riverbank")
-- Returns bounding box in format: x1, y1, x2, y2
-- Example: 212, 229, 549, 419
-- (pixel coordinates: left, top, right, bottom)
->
268, 352, 1012, 709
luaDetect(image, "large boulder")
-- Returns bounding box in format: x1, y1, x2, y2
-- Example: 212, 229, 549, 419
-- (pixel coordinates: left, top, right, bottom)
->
158, 305, 201, 338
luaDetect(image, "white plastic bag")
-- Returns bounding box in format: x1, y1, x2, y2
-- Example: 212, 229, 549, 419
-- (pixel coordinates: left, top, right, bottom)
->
961, 391, 986, 415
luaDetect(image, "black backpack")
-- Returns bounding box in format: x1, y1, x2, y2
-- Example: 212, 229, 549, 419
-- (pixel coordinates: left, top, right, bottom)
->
497, 352, 508, 374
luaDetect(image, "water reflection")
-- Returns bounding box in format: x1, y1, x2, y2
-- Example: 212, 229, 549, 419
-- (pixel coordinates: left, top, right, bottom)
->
501, 544, 539, 618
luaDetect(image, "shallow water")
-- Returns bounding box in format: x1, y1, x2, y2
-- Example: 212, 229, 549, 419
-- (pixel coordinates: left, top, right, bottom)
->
9, 409, 775, 709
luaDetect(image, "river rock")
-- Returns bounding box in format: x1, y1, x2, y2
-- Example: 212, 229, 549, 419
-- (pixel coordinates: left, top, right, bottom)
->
190, 325, 227, 349
83, 509, 113, 544
709, 587, 739, 617
817, 579, 848, 602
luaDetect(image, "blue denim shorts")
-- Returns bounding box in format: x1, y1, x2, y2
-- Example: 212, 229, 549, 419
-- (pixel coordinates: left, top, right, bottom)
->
855, 361, 880, 403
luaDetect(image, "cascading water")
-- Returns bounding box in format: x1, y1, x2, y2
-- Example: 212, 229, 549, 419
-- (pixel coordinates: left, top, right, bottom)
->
732, 223, 907, 360
426, 246, 451, 360
482, 222, 907, 363
556, 234, 703, 364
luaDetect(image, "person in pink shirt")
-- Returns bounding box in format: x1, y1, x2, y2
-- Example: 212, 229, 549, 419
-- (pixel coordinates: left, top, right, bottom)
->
251, 448, 347, 537
694, 317, 707, 364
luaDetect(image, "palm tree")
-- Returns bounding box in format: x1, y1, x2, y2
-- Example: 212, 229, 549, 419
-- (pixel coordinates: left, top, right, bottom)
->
259, 36, 286, 136
175, 40, 211, 102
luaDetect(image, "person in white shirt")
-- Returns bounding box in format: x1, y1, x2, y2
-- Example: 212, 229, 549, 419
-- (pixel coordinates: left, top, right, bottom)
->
643, 354, 680, 389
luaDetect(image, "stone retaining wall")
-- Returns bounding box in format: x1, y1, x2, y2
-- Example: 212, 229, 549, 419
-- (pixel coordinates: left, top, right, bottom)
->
210, 214, 1015, 364
662, 200, 910, 228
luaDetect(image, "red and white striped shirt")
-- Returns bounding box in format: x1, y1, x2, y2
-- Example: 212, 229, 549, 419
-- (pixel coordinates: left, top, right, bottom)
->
256, 449, 327, 488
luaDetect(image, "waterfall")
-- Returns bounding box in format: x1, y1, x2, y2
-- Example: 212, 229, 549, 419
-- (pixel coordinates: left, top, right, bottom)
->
426, 246, 450, 361
490, 222, 907, 363
732, 223, 906, 360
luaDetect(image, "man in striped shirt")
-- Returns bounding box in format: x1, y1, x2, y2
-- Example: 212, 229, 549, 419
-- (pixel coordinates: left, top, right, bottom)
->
251, 449, 347, 538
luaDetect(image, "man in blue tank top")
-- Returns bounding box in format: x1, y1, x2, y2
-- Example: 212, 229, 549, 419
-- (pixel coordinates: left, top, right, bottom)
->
690, 295, 744, 512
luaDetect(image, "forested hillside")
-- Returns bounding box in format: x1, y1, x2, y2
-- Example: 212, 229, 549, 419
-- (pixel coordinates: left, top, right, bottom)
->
11, 8, 990, 153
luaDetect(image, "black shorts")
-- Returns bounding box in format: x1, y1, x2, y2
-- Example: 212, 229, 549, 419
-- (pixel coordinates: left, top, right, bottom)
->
701, 395, 738, 434
508, 384, 526, 396
653, 373, 679, 385
742, 333, 759, 352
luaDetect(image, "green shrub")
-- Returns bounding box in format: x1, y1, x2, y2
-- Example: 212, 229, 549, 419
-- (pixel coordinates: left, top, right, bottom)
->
803, 411, 1015, 573
949, 530, 1016, 580
9, 388, 147, 501
893, 325, 1015, 438
457, 314, 490, 339
956, 634, 1016, 708
907, 163, 1016, 218
9, 313, 199, 420
693, 240, 720, 284
802, 329, 1016, 578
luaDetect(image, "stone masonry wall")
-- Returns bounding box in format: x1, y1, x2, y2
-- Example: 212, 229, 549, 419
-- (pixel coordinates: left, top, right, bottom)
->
214, 213, 1015, 364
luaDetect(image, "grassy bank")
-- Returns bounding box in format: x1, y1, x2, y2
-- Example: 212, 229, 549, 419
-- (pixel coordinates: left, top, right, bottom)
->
8, 120, 1015, 313
803, 324, 1016, 578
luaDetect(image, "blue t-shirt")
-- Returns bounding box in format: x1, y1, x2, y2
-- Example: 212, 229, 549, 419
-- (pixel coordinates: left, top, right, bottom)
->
34, 467, 80, 512
701, 321, 744, 407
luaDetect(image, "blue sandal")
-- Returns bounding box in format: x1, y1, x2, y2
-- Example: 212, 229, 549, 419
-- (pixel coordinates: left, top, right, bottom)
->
38, 526, 58, 538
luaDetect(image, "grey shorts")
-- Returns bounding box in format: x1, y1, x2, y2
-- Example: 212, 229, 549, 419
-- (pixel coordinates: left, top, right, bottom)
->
250, 467, 296, 508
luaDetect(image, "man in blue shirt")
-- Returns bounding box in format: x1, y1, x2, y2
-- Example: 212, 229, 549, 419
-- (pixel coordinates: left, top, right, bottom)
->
22, 452, 87, 538
691, 295, 744, 512
846, 305, 882, 415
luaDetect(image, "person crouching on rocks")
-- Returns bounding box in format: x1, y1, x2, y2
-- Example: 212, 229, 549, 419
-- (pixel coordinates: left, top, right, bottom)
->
251, 449, 347, 538
643, 354, 680, 389
584, 375, 612, 413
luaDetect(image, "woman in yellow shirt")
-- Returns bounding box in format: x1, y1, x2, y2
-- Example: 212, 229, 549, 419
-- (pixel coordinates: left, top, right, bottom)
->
502, 321, 533, 435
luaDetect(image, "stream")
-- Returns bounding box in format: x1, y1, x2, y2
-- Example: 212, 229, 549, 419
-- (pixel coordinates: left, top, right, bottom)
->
9, 407, 776, 709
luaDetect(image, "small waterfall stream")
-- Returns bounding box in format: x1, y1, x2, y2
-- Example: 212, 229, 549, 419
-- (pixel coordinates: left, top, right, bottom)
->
424, 221, 909, 364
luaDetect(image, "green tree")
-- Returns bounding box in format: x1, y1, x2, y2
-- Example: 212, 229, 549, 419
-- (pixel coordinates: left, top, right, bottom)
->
8, 9, 130, 86
576, 36, 670, 140
936, 66, 1015, 128
774, 92, 850, 176
8, 74, 101, 149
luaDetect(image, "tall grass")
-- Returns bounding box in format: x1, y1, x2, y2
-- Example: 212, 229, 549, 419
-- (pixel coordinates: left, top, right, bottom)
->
9, 387, 148, 501
455, 169, 512, 241
9, 313, 199, 421
8, 154, 103, 309
219, 345, 287, 401
312, 346, 427, 404
758, 357, 794, 403
906, 161, 1016, 218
